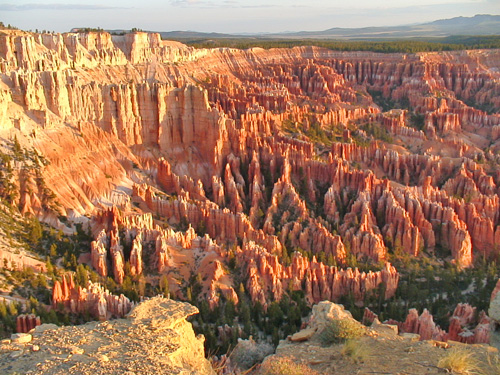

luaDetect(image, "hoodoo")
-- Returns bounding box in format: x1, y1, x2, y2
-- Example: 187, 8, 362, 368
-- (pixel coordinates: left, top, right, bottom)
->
0, 23, 500, 374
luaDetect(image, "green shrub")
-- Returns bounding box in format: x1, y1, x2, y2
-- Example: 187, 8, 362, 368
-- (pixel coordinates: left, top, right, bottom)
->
320, 318, 366, 345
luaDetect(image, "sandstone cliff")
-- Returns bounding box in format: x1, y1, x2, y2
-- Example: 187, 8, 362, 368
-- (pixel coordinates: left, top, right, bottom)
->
1, 28, 500, 313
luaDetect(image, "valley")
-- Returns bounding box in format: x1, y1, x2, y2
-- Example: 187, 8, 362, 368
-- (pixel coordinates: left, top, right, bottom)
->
0, 26, 499, 371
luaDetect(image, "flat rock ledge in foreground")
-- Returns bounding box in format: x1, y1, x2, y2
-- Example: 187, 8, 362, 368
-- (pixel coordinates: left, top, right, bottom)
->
0, 296, 215, 375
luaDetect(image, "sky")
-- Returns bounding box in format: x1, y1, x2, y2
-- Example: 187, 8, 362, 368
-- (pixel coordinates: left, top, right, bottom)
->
0, 0, 499, 34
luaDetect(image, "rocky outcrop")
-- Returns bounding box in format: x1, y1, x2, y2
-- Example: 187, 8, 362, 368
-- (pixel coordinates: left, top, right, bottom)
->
366, 302, 492, 344
274, 301, 498, 375
489, 279, 500, 323
0, 297, 215, 375
308, 301, 361, 331
339, 191, 387, 262
395, 308, 447, 341
238, 240, 398, 308
90, 230, 108, 277
447, 304, 491, 344
137, 185, 283, 254
0, 248, 46, 273
2, 28, 500, 315
16, 314, 41, 333
52, 274, 133, 320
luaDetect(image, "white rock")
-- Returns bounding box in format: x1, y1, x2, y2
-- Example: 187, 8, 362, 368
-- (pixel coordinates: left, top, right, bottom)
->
33, 323, 59, 334
290, 328, 316, 342
10, 350, 23, 358
98, 354, 109, 362
11, 333, 32, 344
70, 346, 84, 355
308, 301, 359, 333
489, 280, 500, 322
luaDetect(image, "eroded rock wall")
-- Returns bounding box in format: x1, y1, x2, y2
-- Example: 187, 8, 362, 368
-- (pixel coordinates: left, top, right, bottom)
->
2, 29, 500, 310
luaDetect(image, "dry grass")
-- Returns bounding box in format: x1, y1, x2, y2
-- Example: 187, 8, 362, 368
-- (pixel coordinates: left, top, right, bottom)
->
341, 339, 371, 363
437, 347, 485, 375
259, 356, 320, 375
209, 348, 256, 375
486, 354, 500, 375
209, 354, 232, 375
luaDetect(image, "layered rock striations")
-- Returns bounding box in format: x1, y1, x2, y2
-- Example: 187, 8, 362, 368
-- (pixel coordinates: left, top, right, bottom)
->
16, 314, 41, 333
239, 240, 398, 307
1, 28, 500, 311
52, 273, 133, 320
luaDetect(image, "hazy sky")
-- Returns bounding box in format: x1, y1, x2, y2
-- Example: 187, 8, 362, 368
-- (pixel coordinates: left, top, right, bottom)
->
1, 0, 499, 33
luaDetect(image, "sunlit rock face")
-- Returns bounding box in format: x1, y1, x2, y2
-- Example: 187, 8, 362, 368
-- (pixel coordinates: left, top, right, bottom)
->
2, 28, 500, 309
1, 297, 215, 375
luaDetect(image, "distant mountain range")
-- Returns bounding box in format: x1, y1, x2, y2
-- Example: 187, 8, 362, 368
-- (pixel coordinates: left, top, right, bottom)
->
145, 14, 500, 40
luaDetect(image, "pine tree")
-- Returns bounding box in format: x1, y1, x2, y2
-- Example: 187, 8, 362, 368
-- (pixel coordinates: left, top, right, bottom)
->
159, 275, 169, 297
49, 243, 57, 258
138, 275, 146, 296
28, 217, 43, 246
0, 301, 7, 318
75, 264, 88, 287
12, 136, 22, 159
46, 258, 54, 276
7, 302, 18, 316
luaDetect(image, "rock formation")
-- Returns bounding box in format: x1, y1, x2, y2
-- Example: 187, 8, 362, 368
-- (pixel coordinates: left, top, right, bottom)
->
52, 274, 133, 320
15, 314, 41, 333
1, 28, 500, 315
0, 297, 215, 374
272, 301, 498, 375
238, 240, 398, 308
364, 302, 492, 344
489, 278, 500, 323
